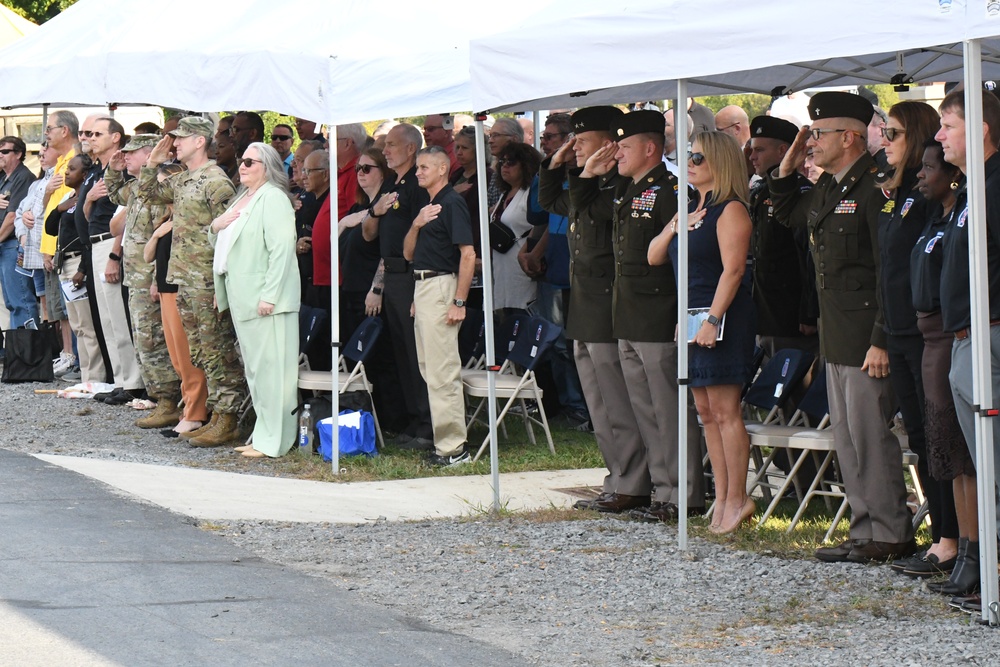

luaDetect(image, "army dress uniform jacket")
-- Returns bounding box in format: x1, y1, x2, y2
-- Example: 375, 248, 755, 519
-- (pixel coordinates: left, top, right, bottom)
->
749, 175, 816, 336
538, 159, 620, 343
611, 162, 679, 343
768, 153, 888, 366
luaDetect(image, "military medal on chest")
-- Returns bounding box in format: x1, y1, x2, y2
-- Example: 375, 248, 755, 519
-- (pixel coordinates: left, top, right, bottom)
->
631, 186, 659, 219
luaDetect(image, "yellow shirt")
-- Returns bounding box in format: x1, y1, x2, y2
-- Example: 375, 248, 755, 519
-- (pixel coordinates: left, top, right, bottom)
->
40, 148, 75, 256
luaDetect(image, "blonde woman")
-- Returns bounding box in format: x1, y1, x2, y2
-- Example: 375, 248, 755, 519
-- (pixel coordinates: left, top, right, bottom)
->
648, 131, 757, 534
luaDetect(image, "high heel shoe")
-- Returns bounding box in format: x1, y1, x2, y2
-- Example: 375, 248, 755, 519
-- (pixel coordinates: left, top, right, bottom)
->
718, 497, 756, 535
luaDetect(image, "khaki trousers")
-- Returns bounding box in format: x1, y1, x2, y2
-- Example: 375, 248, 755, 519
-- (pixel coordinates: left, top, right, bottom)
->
59, 254, 106, 383
91, 237, 143, 390
413, 274, 466, 456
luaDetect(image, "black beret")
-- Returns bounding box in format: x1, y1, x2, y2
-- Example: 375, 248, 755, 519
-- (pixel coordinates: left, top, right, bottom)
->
750, 115, 799, 145
570, 106, 625, 134
808, 91, 874, 126
611, 110, 665, 140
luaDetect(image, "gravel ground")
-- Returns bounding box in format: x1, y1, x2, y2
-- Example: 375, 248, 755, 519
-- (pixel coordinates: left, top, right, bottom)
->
3, 379, 1000, 665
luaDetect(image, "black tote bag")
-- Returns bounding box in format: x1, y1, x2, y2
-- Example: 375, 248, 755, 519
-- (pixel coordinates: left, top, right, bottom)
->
2, 328, 54, 383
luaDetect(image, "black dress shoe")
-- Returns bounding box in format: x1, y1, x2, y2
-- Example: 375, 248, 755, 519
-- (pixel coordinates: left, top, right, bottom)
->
890, 550, 926, 574
104, 388, 144, 405
927, 539, 980, 596
628, 501, 678, 523
902, 552, 957, 578
94, 387, 123, 402
592, 493, 650, 514
847, 538, 917, 564
815, 539, 862, 563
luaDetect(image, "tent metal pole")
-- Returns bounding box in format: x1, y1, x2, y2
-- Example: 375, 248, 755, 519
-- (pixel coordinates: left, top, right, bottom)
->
532, 110, 541, 152
329, 125, 341, 475
475, 116, 500, 511
963, 38, 999, 626
676, 81, 690, 551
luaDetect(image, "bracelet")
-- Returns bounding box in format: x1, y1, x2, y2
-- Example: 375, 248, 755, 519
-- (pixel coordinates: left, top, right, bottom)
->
670, 220, 677, 234
368, 205, 381, 218
109, 252, 121, 261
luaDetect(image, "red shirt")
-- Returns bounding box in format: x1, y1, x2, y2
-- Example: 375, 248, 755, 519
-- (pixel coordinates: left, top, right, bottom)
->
310, 191, 332, 286
337, 156, 359, 219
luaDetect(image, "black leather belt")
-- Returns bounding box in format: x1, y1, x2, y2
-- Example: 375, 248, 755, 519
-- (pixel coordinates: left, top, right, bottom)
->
413, 270, 451, 280
89, 232, 113, 243
64, 250, 83, 259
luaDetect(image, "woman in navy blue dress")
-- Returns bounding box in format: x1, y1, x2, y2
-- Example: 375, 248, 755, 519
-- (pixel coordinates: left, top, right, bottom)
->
649, 131, 757, 534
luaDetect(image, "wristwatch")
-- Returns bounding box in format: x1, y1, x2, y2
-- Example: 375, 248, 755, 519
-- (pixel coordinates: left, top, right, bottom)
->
371, 286, 382, 295
109, 252, 121, 262
453, 298, 466, 307
706, 314, 721, 327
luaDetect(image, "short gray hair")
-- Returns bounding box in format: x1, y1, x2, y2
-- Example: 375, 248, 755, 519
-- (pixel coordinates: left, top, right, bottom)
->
396, 123, 424, 150
491, 117, 523, 142
337, 123, 368, 149
306, 149, 330, 170
51, 110, 79, 136
242, 142, 289, 194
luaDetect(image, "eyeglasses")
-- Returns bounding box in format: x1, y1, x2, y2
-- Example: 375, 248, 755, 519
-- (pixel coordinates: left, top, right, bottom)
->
79, 130, 105, 138
271, 134, 293, 141
239, 158, 263, 168
809, 128, 849, 141
303, 167, 328, 175
497, 158, 520, 167
716, 122, 740, 132
355, 164, 377, 174
687, 151, 705, 166
423, 126, 444, 132
0, 149, 16, 155
44, 125, 62, 134
540, 132, 567, 141
880, 127, 906, 142
229, 126, 249, 135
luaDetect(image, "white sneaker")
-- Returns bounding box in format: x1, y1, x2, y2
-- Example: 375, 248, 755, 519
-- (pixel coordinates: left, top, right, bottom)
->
53, 352, 77, 376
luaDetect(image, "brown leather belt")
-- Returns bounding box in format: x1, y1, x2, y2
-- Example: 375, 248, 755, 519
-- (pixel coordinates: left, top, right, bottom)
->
412, 270, 452, 280
954, 320, 1000, 340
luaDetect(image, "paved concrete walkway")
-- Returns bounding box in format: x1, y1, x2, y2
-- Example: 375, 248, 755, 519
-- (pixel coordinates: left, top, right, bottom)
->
36, 454, 605, 523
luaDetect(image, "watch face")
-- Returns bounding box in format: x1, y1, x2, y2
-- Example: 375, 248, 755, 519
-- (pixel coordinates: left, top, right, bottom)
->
454, 299, 466, 307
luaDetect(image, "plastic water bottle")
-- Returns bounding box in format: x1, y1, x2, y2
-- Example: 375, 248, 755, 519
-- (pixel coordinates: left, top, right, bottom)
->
299, 403, 313, 455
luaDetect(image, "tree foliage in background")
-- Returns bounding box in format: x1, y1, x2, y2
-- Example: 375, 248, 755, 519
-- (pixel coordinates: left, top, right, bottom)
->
3, 0, 77, 23
693, 94, 773, 118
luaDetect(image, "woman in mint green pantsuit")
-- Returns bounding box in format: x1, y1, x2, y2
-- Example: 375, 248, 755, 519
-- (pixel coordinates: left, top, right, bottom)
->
211, 142, 300, 458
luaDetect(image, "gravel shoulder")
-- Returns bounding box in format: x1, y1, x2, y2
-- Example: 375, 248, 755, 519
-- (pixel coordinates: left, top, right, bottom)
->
3, 381, 1000, 665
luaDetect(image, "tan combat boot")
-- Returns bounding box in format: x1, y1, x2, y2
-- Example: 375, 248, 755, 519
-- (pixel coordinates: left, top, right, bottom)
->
188, 412, 241, 448
179, 412, 217, 440
134, 398, 182, 429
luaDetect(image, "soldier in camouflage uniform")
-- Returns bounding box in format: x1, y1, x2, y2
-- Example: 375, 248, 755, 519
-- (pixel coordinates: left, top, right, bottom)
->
105, 134, 182, 428
138, 117, 245, 446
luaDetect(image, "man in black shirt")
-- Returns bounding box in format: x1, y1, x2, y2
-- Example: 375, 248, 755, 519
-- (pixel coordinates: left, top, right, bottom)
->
403, 147, 475, 466
937, 90, 1000, 544
363, 123, 433, 448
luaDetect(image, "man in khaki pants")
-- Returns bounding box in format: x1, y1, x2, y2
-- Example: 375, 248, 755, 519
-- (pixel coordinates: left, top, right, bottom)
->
403, 146, 476, 467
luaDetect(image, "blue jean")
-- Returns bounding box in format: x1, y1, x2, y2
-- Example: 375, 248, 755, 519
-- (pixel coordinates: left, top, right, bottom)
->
531, 281, 588, 415
0, 239, 38, 329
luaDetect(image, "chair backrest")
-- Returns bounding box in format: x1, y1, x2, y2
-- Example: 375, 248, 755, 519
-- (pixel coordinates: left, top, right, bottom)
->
795, 365, 830, 423
743, 348, 815, 416
494, 312, 529, 365
342, 316, 383, 364
740, 345, 767, 399
299, 304, 328, 356
507, 316, 562, 371
458, 308, 487, 365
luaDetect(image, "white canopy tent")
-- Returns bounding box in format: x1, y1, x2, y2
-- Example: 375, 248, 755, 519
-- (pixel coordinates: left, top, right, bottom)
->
471, 0, 1000, 625
0, 0, 569, 504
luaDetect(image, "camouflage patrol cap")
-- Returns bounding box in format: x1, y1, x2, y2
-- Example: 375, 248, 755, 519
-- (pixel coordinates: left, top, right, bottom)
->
122, 133, 160, 152
168, 116, 214, 139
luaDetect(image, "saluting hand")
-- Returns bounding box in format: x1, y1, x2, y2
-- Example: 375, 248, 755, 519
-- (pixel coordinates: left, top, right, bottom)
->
108, 150, 126, 171
147, 135, 174, 167
582, 142, 618, 178
778, 126, 812, 178
549, 136, 577, 169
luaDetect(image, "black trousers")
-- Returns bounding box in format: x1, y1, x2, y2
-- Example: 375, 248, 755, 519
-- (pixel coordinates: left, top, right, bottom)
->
383, 272, 432, 439
888, 332, 958, 542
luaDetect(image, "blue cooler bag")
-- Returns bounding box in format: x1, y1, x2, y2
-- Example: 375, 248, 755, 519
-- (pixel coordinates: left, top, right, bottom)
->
318, 410, 377, 460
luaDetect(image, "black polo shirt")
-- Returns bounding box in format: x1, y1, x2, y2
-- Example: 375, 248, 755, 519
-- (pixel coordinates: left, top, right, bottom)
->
940, 153, 1000, 332
910, 200, 952, 314
412, 185, 473, 274
378, 165, 429, 260
75, 162, 118, 242
340, 203, 382, 293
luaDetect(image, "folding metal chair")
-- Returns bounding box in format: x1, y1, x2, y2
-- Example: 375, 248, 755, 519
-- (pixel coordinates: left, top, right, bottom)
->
298, 315, 386, 449
463, 312, 528, 435
743, 348, 815, 425
464, 315, 559, 462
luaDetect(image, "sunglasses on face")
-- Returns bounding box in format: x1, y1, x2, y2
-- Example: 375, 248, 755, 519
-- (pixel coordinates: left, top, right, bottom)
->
271, 134, 292, 141
497, 157, 519, 167
355, 164, 377, 174
880, 127, 906, 142
239, 157, 263, 168
0, 149, 16, 155
687, 151, 705, 166
79, 130, 105, 138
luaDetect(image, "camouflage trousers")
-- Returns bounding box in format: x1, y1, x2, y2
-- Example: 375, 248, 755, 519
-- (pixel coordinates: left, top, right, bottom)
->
128, 287, 180, 401
175, 287, 246, 414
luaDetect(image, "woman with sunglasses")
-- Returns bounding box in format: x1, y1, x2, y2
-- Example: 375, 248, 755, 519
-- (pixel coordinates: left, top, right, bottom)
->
648, 131, 757, 534
491, 142, 543, 317
874, 101, 962, 577
210, 143, 300, 458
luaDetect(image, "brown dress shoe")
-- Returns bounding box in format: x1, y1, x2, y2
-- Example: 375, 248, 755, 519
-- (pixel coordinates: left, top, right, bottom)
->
592, 493, 651, 514
573, 492, 613, 510
847, 538, 917, 564
815, 539, 860, 563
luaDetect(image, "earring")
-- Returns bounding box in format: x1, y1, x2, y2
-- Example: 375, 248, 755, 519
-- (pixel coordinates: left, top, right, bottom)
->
950, 181, 960, 190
